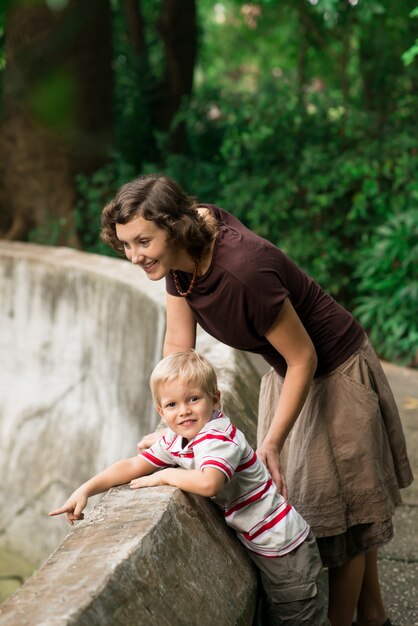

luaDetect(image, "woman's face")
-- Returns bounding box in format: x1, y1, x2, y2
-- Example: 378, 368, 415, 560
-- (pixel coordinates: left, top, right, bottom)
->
116, 216, 180, 281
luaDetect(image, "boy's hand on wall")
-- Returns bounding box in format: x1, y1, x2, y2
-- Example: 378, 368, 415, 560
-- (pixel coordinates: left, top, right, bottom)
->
130, 467, 224, 498
130, 470, 170, 489
48, 488, 89, 525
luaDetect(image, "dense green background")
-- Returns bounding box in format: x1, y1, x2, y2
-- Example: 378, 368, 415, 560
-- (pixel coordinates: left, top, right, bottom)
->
1, 0, 417, 366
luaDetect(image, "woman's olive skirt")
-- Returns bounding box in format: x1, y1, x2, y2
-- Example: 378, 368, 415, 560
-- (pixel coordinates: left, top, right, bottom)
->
257, 335, 413, 568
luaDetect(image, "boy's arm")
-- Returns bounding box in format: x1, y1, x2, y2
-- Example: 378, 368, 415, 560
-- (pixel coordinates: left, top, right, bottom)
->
49, 455, 156, 525
130, 467, 226, 498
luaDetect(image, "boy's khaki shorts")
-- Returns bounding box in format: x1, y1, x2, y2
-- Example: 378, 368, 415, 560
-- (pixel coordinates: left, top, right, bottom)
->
248, 531, 329, 625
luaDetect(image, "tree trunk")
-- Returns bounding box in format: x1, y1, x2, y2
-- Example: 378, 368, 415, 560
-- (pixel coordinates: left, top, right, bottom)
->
123, 0, 147, 60
0, 0, 113, 246
119, 0, 158, 165
155, 0, 197, 154
357, 8, 405, 132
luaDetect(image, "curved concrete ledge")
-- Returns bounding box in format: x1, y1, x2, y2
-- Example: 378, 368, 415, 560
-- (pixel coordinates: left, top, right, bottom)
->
0, 242, 259, 623
0, 488, 256, 626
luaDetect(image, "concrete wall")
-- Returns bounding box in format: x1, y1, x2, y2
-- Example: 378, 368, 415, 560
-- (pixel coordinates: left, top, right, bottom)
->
0, 242, 259, 624
0, 242, 165, 564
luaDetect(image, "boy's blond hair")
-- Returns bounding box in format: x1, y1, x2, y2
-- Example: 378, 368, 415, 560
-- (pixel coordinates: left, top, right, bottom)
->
150, 350, 219, 406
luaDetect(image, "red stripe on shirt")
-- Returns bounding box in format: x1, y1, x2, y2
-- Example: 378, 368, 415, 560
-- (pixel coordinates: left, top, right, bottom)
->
243, 526, 309, 558
140, 451, 170, 467
191, 433, 237, 448
236, 451, 258, 472
166, 435, 179, 451
243, 503, 293, 541
228, 478, 269, 507
224, 478, 273, 517
170, 450, 194, 458
201, 459, 233, 479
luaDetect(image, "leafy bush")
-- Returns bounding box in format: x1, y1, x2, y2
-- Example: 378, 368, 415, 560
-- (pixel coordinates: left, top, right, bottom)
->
191, 87, 418, 309
354, 210, 418, 366
74, 153, 136, 255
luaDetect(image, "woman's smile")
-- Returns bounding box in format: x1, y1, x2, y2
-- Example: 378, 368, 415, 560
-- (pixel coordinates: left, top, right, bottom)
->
142, 259, 159, 273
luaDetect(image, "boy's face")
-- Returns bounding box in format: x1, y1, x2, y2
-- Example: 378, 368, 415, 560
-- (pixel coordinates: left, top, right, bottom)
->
157, 378, 221, 441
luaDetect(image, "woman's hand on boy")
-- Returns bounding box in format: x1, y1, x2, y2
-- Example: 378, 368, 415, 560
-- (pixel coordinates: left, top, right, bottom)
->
48, 488, 89, 525
257, 442, 288, 501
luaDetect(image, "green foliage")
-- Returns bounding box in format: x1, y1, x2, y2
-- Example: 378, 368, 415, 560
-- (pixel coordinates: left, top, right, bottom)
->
402, 38, 418, 65
354, 210, 418, 366
28, 217, 72, 247
402, 7, 418, 65
74, 153, 136, 255
29, 70, 77, 135
112, 0, 161, 168
196, 0, 300, 94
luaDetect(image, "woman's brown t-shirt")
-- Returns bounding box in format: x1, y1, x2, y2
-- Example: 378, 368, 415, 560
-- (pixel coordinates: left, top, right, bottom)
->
165, 205, 364, 377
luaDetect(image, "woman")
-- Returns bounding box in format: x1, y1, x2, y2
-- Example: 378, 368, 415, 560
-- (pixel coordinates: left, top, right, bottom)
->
101, 173, 412, 626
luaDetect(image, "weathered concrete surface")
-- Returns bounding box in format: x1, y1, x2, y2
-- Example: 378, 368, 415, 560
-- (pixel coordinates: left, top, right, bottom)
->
381, 361, 418, 504
0, 487, 256, 626
378, 361, 418, 626
0, 243, 167, 565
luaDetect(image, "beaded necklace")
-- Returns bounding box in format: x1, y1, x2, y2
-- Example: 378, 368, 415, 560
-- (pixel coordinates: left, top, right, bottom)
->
171, 262, 199, 297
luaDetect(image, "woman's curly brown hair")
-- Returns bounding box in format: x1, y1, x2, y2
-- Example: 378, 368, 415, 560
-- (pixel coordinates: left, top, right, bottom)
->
101, 174, 216, 261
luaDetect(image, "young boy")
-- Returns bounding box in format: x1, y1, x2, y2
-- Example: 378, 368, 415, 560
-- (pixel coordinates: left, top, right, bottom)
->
49, 351, 328, 625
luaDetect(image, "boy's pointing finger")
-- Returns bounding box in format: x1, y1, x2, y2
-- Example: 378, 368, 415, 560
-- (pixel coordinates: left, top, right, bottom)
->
48, 506, 69, 517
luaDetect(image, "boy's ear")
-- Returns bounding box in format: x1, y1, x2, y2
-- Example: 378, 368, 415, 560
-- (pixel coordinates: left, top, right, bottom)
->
213, 389, 221, 408
157, 405, 164, 418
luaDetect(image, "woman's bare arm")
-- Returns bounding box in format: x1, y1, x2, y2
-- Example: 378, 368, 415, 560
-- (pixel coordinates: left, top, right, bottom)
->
257, 297, 317, 497
137, 294, 197, 451
164, 294, 197, 355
